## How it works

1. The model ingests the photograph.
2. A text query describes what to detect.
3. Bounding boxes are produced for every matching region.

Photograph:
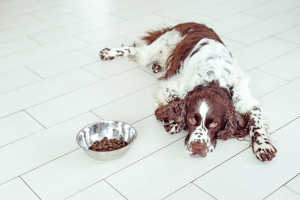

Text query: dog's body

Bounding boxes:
[99,22,277,161]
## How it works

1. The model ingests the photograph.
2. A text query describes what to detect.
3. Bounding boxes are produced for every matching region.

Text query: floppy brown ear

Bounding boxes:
[155,98,187,133]
[217,104,238,140]
[217,106,251,140]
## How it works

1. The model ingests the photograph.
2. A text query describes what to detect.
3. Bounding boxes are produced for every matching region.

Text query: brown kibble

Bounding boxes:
[89,137,128,152]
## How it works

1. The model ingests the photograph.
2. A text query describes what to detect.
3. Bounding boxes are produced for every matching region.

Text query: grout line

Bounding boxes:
[19,176,42,200]
[272,36,300,46]
[132,114,155,125]
[0,148,81,187]
[0,130,41,150]
[66,137,186,198]
[192,182,218,200]
[192,147,250,182]
[241,43,300,72]
[285,173,300,196]
[162,117,300,200]
[89,110,102,120]
[23,110,47,129]
[104,180,128,200]
[64,179,105,199]
[262,173,300,200]
[160,183,190,200]
[90,83,155,112]
[104,136,185,179]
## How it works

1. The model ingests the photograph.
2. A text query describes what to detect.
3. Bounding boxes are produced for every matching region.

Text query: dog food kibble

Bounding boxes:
[89,137,128,151]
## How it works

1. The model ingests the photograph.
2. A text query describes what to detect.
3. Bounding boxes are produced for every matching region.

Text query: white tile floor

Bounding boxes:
[0,0,299,199]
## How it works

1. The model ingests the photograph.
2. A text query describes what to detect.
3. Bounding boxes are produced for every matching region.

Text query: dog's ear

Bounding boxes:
[217,107,251,140]
[155,98,187,133]
[217,105,238,140]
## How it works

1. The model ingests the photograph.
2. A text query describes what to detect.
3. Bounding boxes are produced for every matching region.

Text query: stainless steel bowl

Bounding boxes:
[76,120,137,160]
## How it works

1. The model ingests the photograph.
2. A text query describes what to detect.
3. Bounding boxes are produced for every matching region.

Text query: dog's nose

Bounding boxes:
[191,142,208,157]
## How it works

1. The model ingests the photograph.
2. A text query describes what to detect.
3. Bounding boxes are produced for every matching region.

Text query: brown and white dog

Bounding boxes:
[99,22,277,161]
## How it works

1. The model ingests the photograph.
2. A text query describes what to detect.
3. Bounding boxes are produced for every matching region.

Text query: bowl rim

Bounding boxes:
[76,120,137,152]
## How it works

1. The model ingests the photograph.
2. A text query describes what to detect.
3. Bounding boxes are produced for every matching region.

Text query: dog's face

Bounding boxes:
[184,96,227,157]
[183,83,239,157]
[155,82,242,158]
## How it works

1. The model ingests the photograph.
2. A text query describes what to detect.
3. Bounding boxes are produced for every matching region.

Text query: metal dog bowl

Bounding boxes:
[76,120,137,161]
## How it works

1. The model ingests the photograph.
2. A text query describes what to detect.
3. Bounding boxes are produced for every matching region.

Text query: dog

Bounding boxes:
[99,22,277,161]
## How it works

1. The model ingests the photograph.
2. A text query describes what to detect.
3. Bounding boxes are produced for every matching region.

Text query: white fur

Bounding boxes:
[156,37,259,112]
[135,30,183,70]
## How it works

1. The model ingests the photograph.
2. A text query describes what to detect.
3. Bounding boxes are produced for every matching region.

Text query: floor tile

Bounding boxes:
[0,178,39,200]
[93,85,157,124]
[225,13,300,45]
[0,67,41,94]
[0,38,88,74]
[0,113,98,184]
[0,69,98,118]
[209,13,260,35]
[258,48,300,81]
[0,111,43,148]
[67,181,125,200]
[22,116,184,200]
[243,0,300,19]
[248,69,288,98]
[234,37,297,70]
[77,14,178,44]
[260,79,300,131]
[27,69,154,127]
[277,25,300,45]
[82,59,138,79]
[0,38,39,57]
[194,119,300,200]
[165,184,215,200]
[28,51,96,78]
[266,187,300,200]
[286,175,300,195]
[106,139,248,200]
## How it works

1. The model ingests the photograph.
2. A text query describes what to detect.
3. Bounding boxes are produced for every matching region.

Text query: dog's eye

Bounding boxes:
[207,121,218,129]
[188,113,201,125]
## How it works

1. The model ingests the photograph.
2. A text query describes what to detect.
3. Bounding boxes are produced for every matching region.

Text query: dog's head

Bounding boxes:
[155,82,248,157]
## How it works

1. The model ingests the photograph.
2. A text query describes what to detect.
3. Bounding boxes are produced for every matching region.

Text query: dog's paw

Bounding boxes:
[163,120,181,134]
[252,136,277,161]
[99,48,116,61]
[152,63,162,73]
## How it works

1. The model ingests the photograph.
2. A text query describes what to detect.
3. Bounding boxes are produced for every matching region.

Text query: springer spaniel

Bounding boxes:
[99,22,277,161]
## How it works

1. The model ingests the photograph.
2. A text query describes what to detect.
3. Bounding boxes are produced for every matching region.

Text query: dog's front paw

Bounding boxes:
[252,135,277,161]
[99,48,115,61]
[163,120,181,134]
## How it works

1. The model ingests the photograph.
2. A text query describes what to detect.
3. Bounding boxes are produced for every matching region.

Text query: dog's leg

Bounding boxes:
[232,82,277,162]
[99,46,137,61]
[99,29,183,74]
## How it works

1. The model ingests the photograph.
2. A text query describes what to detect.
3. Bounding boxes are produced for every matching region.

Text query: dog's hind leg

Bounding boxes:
[99,29,183,74]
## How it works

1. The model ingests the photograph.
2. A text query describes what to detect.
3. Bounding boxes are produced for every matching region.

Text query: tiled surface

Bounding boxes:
[286,175,300,195]
[0,178,39,200]
[194,119,300,200]
[0,0,300,199]
[165,184,216,200]
[67,181,125,200]
[266,187,300,200]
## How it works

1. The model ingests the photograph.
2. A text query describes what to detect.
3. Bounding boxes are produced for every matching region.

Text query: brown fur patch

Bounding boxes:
[141,22,224,79]
[141,27,172,45]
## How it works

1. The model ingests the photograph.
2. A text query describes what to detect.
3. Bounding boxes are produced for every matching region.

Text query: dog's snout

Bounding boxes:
[191,142,208,157]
